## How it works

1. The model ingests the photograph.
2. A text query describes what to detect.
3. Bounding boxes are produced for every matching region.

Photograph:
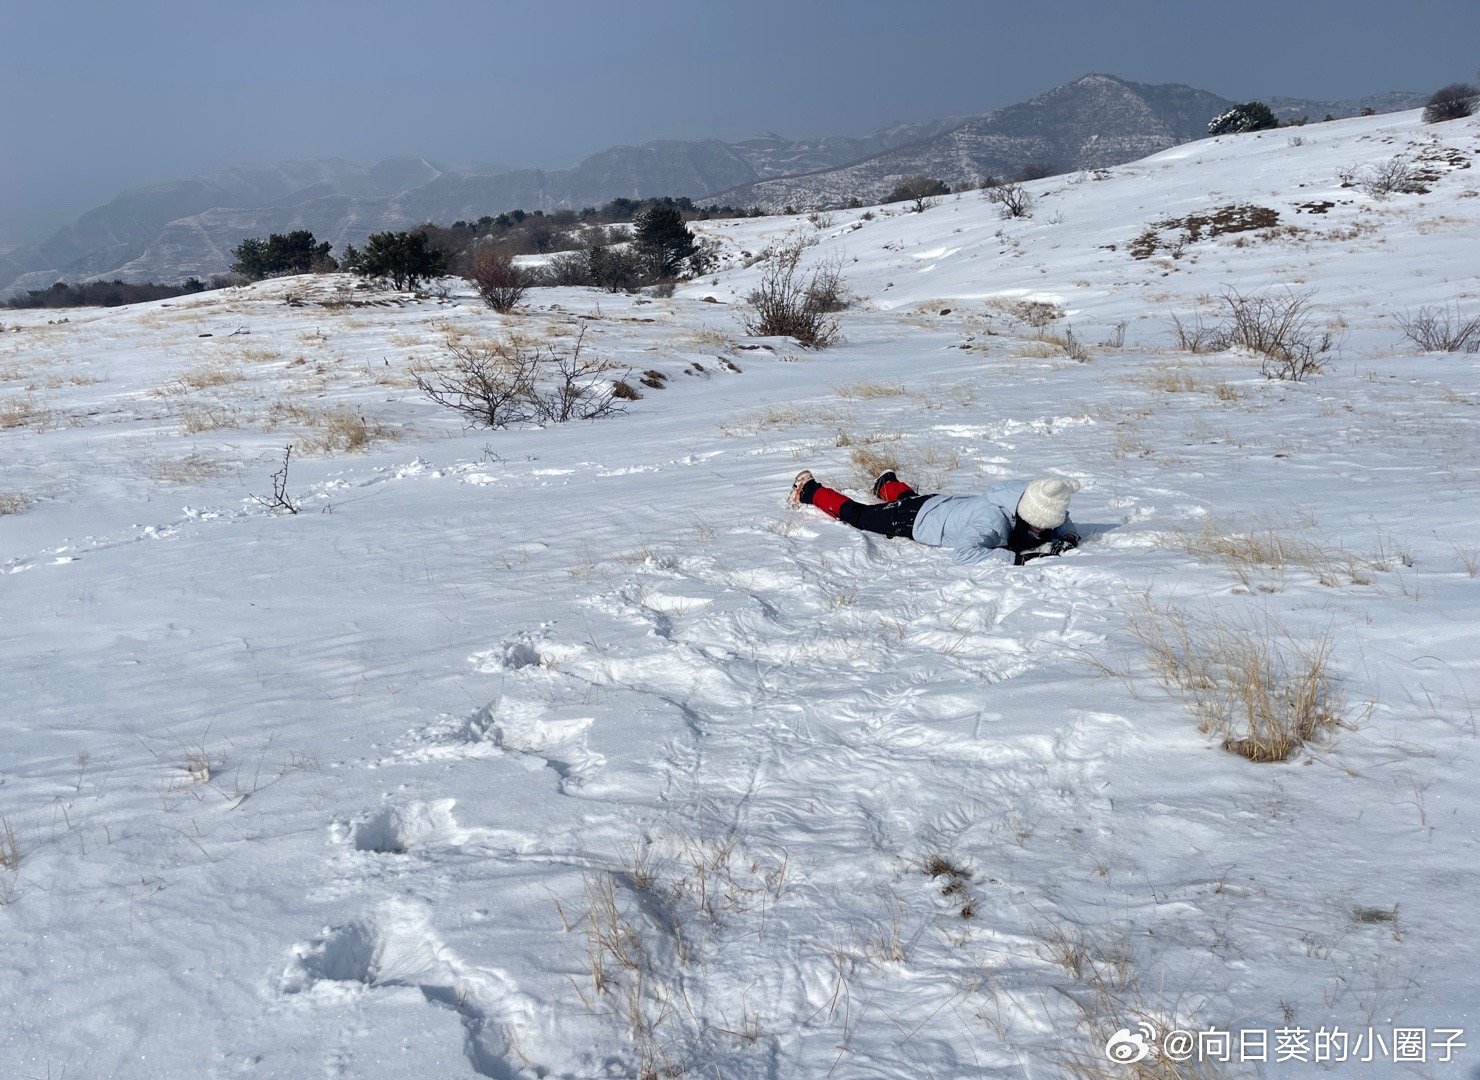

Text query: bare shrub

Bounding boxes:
[465,248,527,313]
[1129,603,1341,762]
[0,492,31,515]
[1055,327,1092,362]
[1170,314,1231,354]
[251,446,299,514]
[885,175,949,212]
[742,238,844,347]
[415,327,627,428]
[1220,288,1336,379]
[537,250,594,288]
[1100,320,1128,348]
[1356,157,1425,198]
[1422,82,1478,123]
[985,181,1034,218]
[1395,305,1480,353]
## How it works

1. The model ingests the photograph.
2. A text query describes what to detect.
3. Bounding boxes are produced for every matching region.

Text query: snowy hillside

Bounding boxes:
[2,110,1478,1079]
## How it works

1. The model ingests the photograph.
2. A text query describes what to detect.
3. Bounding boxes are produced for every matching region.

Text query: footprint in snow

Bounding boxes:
[330,799,461,855]
[280,900,538,1080]
[465,697,605,792]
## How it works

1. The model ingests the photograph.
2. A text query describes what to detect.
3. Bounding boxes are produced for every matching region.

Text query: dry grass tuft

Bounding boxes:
[1175,516,1391,589]
[833,379,907,400]
[270,402,393,453]
[0,396,43,429]
[1129,602,1341,762]
[0,492,32,515]
[153,453,229,485]
[178,363,243,391]
[178,406,241,434]
[1144,369,1199,394]
[985,297,1065,330]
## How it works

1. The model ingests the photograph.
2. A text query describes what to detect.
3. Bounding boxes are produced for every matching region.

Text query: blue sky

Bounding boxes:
[2,0,1477,241]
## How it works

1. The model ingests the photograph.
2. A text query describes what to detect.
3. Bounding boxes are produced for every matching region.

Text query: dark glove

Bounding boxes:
[1016,537,1076,565]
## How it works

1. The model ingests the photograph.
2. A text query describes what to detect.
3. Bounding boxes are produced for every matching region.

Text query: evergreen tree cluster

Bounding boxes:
[1208,101,1280,135]
[230,230,337,280]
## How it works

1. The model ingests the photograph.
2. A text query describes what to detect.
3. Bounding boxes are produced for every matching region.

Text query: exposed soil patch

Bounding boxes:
[1130,204,1281,260]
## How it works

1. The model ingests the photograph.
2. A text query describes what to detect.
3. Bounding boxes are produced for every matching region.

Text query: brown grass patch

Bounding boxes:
[270,402,393,453]
[153,453,229,484]
[1175,515,1393,588]
[178,406,241,434]
[833,379,907,400]
[0,396,43,429]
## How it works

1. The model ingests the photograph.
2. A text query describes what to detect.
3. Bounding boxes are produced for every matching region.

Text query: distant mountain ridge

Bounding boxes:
[715,76,1427,211]
[0,77,1425,295]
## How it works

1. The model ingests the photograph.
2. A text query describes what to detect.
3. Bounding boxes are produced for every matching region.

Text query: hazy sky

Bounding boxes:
[2,0,1477,242]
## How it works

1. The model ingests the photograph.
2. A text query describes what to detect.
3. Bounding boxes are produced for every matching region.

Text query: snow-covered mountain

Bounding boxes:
[0,76,1426,296]
[715,75,1427,210]
[2,107,1477,1079]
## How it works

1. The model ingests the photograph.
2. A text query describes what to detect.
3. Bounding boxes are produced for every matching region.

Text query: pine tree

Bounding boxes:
[633,205,698,280]
[354,231,448,291]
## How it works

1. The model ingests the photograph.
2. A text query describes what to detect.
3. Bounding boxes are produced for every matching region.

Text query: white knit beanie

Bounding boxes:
[1016,476,1080,529]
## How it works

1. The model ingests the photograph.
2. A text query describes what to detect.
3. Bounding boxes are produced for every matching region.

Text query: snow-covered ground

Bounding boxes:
[2,110,1477,1079]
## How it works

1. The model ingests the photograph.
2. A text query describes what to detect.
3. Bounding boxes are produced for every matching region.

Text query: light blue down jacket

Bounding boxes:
[911,480,1076,565]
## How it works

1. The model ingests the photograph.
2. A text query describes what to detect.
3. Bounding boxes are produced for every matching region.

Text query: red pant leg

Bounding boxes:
[809,485,849,519]
[878,480,915,502]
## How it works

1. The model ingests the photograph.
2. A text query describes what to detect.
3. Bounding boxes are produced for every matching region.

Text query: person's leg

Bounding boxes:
[837,493,931,539]
[793,473,928,540]
[877,478,915,502]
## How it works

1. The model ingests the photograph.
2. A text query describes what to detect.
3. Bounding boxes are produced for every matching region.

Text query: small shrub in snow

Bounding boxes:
[742,238,845,347]
[1221,287,1336,380]
[1396,305,1480,352]
[465,248,527,313]
[251,446,299,515]
[415,328,627,428]
[985,180,1034,219]
[1422,82,1478,123]
[1356,157,1425,198]
[1208,100,1279,135]
[587,245,645,293]
[885,175,949,212]
[1171,289,1335,380]
[536,250,594,288]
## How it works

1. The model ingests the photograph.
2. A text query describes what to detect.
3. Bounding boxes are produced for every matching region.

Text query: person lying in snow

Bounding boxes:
[789,470,1081,565]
